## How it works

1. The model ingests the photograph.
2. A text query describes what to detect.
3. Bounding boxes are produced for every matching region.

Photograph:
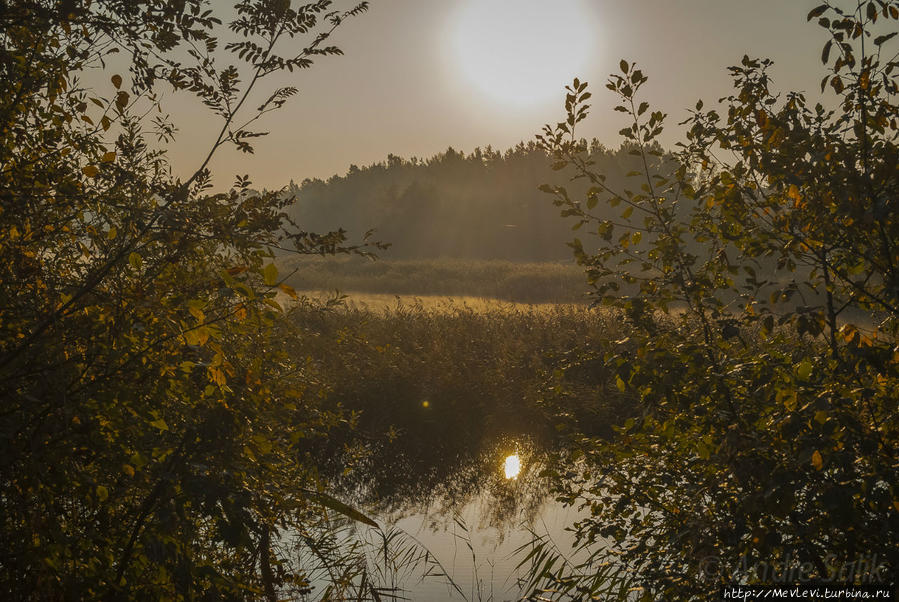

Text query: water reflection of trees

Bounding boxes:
[327,429,556,530]
[289,299,636,528]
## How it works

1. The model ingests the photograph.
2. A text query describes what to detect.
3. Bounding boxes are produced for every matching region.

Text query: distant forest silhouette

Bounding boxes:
[284,141,667,261]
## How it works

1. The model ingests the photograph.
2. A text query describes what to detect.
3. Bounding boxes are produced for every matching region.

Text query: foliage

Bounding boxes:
[535,1,899,598]
[0,1,387,599]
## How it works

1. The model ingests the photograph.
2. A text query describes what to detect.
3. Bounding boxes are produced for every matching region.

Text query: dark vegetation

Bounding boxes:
[526,2,899,599]
[0,1,396,600]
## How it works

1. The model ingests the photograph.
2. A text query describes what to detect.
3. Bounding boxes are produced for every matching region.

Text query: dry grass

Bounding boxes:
[295,290,588,313]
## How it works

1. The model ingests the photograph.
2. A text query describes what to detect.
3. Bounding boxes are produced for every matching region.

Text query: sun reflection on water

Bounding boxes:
[503,454,521,479]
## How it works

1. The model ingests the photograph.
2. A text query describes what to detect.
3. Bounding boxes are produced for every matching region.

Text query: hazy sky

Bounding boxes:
[163,1,833,189]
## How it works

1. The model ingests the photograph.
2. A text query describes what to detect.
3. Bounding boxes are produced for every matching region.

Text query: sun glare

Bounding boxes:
[504,454,521,479]
[449,0,596,108]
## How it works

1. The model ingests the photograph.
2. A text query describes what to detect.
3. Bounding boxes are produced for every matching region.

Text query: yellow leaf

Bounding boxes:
[194,326,210,346]
[811,450,823,470]
[100,151,116,163]
[279,283,298,299]
[82,165,99,178]
[615,375,626,392]
[122,464,135,477]
[209,367,226,386]
[107,227,117,240]
[234,304,247,321]
[96,485,109,501]
[184,327,209,346]
[188,305,205,322]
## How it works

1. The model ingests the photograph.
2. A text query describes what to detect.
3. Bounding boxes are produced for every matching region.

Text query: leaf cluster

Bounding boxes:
[0,1,380,600]
[535,2,899,598]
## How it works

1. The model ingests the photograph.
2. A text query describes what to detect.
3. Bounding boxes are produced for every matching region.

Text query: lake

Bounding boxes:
[284,293,624,600]
[300,441,598,601]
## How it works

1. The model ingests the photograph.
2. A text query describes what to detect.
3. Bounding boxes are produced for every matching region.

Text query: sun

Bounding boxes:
[504,454,521,479]
[449,0,597,108]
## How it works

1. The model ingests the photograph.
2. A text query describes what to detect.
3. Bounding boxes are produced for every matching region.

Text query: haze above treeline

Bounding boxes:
[164,2,826,189]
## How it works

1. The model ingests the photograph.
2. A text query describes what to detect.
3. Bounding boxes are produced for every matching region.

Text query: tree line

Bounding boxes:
[284,141,670,262]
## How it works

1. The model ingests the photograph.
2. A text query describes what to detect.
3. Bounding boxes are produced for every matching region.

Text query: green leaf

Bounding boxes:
[263,263,278,286]
[796,359,813,380]
[96,485,109,501]
[128,252,142,269]
[149,418,169,432]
